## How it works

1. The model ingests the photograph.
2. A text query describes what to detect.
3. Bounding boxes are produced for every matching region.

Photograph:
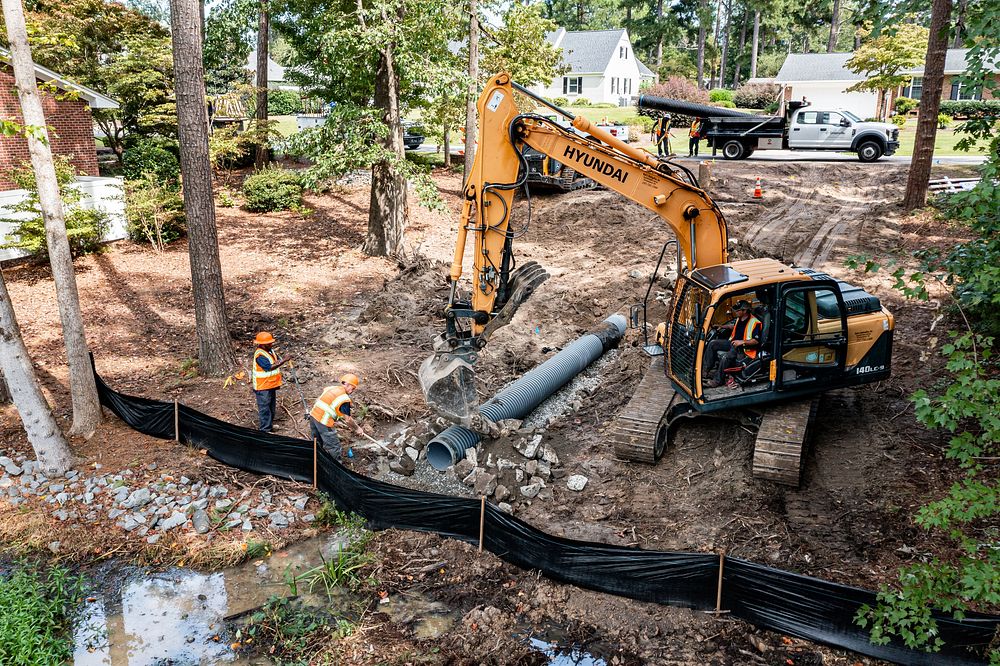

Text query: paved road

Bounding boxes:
[412,142,987,166]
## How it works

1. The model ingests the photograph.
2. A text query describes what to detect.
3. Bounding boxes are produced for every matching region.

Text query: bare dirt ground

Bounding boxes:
[0,158,982,663]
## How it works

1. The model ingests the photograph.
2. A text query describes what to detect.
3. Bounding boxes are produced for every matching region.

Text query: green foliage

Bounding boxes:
[633,115,655,132]
[0,563,86,665]
[480,2,565,87]
[552,97,569,107]
[285,105,445,213]
[0,159,108,259]
[715,100,736,109]
[639,77,709,129]
[124,173,186,251]
[573,98,592,106]
[938,100,1000,119]
[733,83,781,111]
[242,167,304,212]
[121,141,180,185]
[937,114,954,129]
[708,88,733,103]
[203,0,256,94]
[891,115,907,128]
[895,96,919,115]
[846,22,928,119]
[764,101,780,115]
[754,53,788,79]
[268,90,303,116]
[656,47,697,80]
[234,596,339,663]
[209,119,283,183]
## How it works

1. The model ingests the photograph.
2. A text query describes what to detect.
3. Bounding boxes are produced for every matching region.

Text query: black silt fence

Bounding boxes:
[94,368,999,665]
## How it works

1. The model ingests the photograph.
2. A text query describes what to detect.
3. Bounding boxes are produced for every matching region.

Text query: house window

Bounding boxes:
[611,77,617,94]
[902,76,923,100]
[950,81,982,101]
[563,77,583,95]
[626,78,631,94]
[620,46,628,59]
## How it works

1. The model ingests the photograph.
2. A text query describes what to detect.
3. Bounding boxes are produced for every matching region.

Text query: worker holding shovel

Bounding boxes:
[252,331,293,433]
[308,374,364,461]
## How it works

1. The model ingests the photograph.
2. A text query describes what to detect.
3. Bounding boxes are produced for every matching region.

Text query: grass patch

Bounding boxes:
[0,563,85,665]
[233,596,352,663]
[271,115,299,138]
[893,122,990,157]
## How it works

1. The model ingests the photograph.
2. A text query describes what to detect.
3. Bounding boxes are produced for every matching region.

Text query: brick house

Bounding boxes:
[0,49,118,191]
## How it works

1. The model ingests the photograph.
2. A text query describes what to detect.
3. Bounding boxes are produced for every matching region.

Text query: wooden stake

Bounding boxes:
[478,495,486,553]
[174,399,179,443]
[715,550,725,614]
[313,438,318,490]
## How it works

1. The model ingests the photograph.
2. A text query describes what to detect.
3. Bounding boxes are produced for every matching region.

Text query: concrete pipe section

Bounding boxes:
[426,314,627,470]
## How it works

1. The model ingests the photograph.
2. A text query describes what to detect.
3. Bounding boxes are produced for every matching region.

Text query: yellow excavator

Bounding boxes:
[419,73,895,486]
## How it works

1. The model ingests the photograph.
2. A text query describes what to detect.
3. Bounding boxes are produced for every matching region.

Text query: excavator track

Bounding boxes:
[611,356,677,463]
[752,398,818,487]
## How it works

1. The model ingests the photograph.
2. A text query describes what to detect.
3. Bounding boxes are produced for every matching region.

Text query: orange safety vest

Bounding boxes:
[311,386,352,427]
[730,315,762,360]
[252,349,282,390]
[689,120,701,138]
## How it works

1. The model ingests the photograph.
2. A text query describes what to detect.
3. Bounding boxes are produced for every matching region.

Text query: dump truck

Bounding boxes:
[638,96,900,162]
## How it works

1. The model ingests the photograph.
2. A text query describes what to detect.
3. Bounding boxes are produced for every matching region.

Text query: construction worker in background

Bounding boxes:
[252,332,292,432]
[651,114,672,157]
[309,374,364,461]
[688,118,702,157]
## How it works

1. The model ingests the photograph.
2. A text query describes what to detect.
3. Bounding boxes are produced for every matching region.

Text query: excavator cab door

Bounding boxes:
[775,280,848,391]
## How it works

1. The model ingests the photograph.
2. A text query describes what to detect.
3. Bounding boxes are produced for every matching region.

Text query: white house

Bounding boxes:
[245,51,298,91]
[776,49,998,119]
[530,28,657,106]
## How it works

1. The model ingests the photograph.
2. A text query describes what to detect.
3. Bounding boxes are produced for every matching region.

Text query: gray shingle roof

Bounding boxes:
[0,47,119,109]
[550,28,626,74]
[637,59,655,77]
[776,48,998,83]
[246,50,286,82]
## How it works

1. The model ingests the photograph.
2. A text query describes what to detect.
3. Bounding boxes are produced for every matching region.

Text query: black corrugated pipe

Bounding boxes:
[426,315,627,470]
[637,95,759,119]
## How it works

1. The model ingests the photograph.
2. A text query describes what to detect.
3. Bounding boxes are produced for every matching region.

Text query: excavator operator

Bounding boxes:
[704,300,762,388]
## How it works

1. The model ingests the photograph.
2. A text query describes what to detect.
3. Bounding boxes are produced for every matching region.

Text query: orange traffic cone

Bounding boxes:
[753,177,763,199]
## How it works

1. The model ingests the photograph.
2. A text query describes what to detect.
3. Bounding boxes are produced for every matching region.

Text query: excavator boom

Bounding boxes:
[420,73,730,421]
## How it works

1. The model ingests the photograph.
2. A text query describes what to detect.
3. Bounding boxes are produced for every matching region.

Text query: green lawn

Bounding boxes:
[271,114,299,137]
[892,122,989,157]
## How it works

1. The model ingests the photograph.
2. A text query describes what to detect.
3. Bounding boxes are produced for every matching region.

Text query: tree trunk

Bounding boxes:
[443,127,451,168]
[0,370,10,404]
[749,10,760,78]
[254,0,270,168]
[169,0,236,375]
[463,0,478,185]
[0,268,74,476]
[364,43,407,256]
[696,0,708,88]
[655,0,664,67]
[827,0,841,52]
[2,0,102,438]
[710,0,722,88]
[952,0,967,47]
[904,0,952,211]
[718,0,730,88]
[803,33,810,53]
[732,8,748,87]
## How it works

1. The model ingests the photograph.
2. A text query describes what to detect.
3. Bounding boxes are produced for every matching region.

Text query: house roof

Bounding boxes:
[548,28,653,75]
[0,48,119,109]
[246,50,286,82]
[637,59,655,78]
[776,48,998,83]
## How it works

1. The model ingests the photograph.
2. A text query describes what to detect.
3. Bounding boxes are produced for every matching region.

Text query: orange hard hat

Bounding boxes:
[255,331,275,345]
[340,373,360,387]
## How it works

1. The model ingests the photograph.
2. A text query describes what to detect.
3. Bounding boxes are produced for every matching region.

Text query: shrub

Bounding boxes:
[638,77,710,128]
[0,158,109,259]
[764,101,780,114]
[937,113,954,129]
[708,88,733,103]
[894,96,919,115]
[891,115,907,128]
[715,100,737,108]
[242,167,303,212]
[591,102,617,108]
[572,98,591,106]
[0,563,86,664]
[938,99,1000,119]
[632,115,655,132]
[268,89,302,116]
[125,173,186,251]
[552,97,569,107]
[122,140,180,186]
[733,83,782,110]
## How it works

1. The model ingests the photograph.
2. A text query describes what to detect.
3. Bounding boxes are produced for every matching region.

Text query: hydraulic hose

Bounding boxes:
[426,314,627,470]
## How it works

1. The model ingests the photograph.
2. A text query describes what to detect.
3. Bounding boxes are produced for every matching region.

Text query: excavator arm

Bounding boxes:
[420,73,730,421]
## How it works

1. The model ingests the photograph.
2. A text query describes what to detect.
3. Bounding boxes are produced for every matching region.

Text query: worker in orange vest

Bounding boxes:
[309,374,364,460]
[252,331,293,432]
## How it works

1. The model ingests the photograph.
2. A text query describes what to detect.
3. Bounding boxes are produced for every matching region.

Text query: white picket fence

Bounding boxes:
[0,176,126,263]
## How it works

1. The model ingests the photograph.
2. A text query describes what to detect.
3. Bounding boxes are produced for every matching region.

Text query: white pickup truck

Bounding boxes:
[638,97,901,162]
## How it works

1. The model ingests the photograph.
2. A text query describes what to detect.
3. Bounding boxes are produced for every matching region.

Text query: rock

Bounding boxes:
[473,471,497,497]
[528,476,546,488]
[193,498,209,510]
[465,447,478,466]
[66,470,78,479]
[493,485,511,502]
[209,485,228,499]
[302,513,315,523]
[389,457,416,476]
[214,499,233,511]
[520,483,541,499]
[292,497,308,510]
[180,476,190,485]
[242,520,253,531]
[83,492,94,504]
[538,487,554,501]
[540,446,560,465]
[146,534,161,545]
[47,541,61,554]
[192,509,211,534]
[404,446,420,462]
[514,434,542,460]
[122,488,151,509]
[535,462,551,481]
[49,483,65,493]
[525,460,538,477]
[119,516,142,531]
[497,458,515,472]
[1,460,22,476]
[0,477,13,489]
[109,508,125,520]
[550,467,568,480]
[147,462,157,470]
[461,467,479,487]
[269,512,289,528]
[159,511,187,532]
[225,519,242,529]
[453,458,476,479]
[498,502,513,514]
[251,507,270,518]
[55,492,69,504]
[567,474,588,491]
[515,468,525,483]
[53,509,70,521]
[629,269,644,279]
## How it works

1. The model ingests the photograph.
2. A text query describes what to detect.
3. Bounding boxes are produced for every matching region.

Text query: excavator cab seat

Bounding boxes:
[720,303,772,389]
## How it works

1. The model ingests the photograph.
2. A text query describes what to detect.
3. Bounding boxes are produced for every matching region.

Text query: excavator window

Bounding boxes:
[780,288,844,367]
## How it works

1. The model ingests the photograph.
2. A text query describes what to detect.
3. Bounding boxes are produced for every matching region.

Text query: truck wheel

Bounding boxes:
[857,140,883,162]
[722,140,747,160]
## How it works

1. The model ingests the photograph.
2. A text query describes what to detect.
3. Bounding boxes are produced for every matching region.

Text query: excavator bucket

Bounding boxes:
[419,351,478,422]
